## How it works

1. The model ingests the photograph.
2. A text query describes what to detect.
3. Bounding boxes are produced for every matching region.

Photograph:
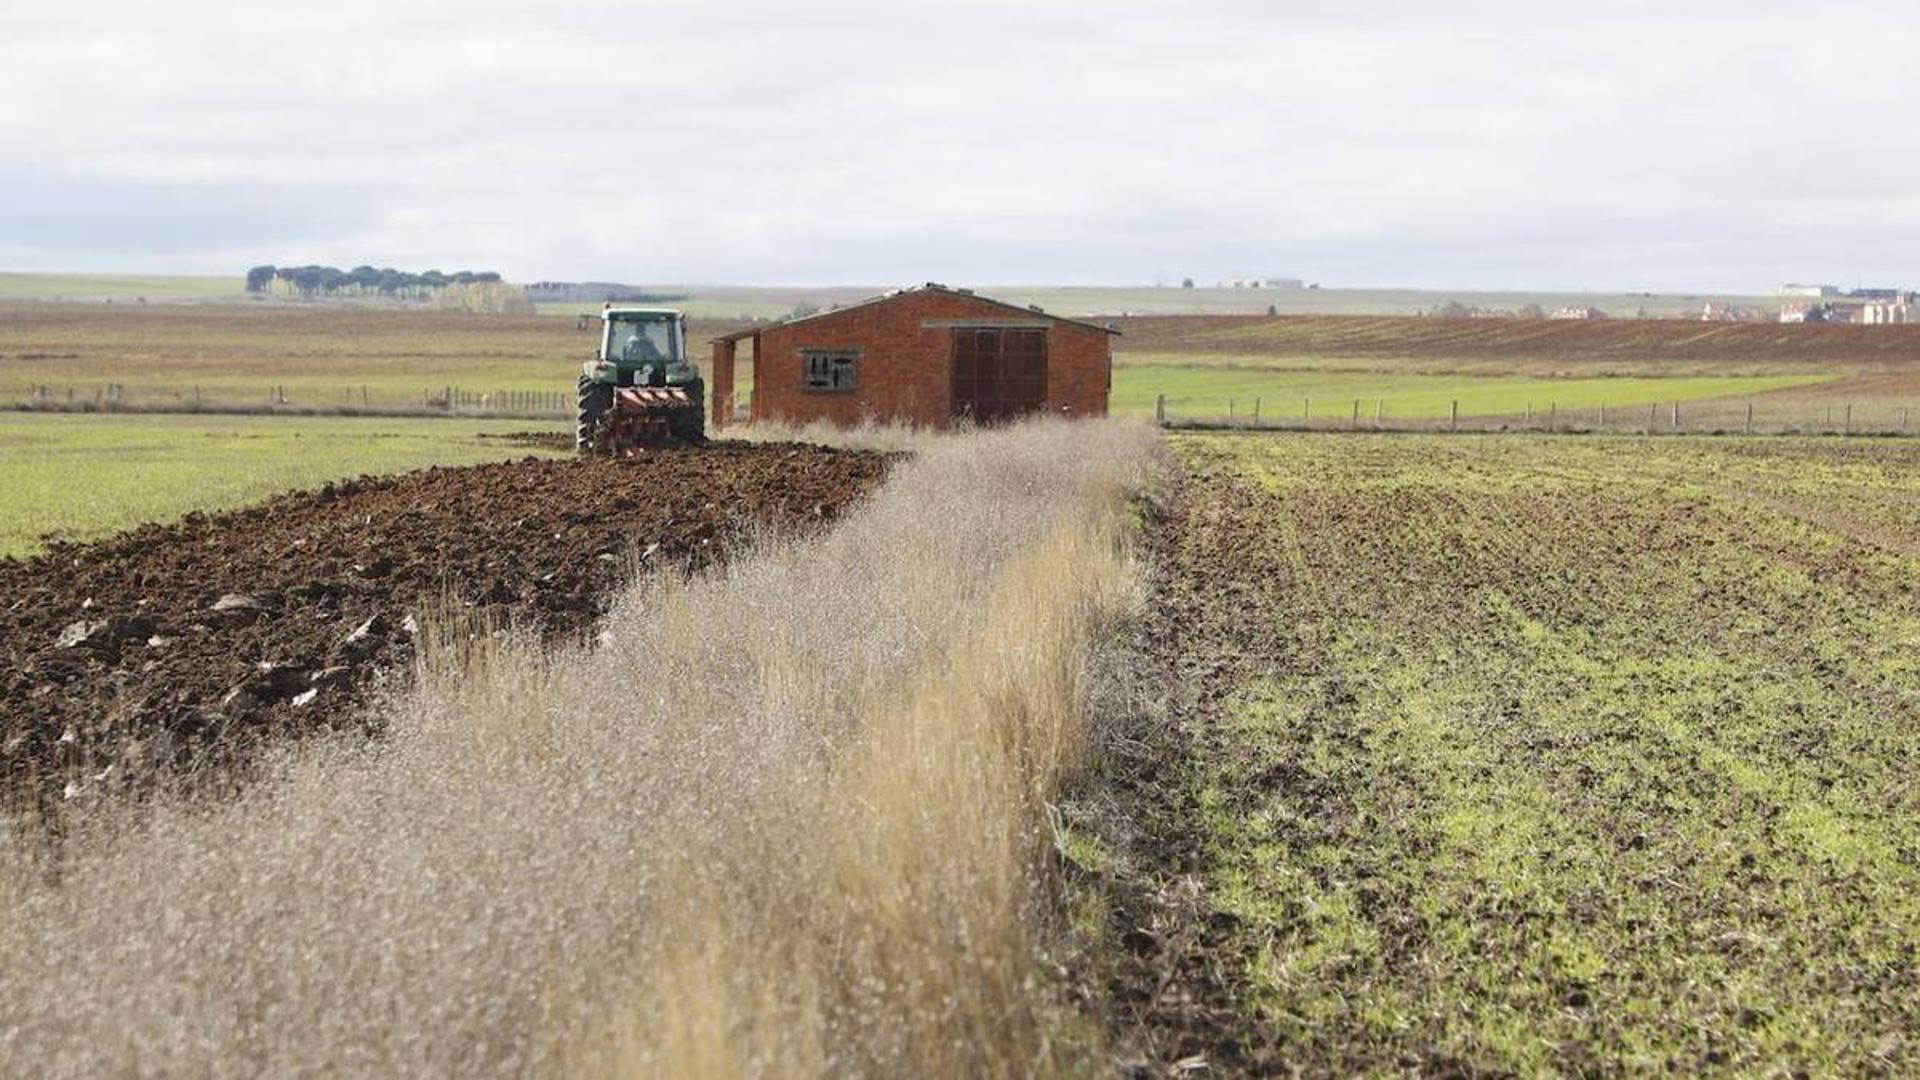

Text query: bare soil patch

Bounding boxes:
[0,442,891,817]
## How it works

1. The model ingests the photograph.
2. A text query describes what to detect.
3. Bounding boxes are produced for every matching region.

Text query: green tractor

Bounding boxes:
[576,306,706,453]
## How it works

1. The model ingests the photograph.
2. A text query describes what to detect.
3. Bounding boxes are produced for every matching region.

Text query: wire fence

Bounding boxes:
[1153,394,1920,437]
[10,384,575,418]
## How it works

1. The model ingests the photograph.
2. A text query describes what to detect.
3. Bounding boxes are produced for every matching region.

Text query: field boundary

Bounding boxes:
[1161,417,1920,438]
[1156,391,1919,437]
[6,400,568,421]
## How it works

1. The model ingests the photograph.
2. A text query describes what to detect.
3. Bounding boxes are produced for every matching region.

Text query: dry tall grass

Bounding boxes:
[724,415,953,455]
[0,418,1158,1078]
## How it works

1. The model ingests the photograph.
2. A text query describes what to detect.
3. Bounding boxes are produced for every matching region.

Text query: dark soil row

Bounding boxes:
[0,442,892,819]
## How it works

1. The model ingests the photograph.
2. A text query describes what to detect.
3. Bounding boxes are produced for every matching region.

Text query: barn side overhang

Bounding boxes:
[706,330,758,429]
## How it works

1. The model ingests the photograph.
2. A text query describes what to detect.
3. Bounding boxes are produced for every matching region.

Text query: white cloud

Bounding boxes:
[1,0,1915,289]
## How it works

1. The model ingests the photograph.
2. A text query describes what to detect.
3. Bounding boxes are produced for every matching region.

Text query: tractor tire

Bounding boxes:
[576,376,614,453]
[672,376,710,443]
[673,377,708,444]
[670,407,706,445]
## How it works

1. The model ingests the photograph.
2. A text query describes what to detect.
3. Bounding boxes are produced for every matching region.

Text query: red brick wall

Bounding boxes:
[1047,322,1113,420]
[746,289,1111,428]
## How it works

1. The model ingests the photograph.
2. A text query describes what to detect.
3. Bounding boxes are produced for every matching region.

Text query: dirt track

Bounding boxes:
[0,442,891,817]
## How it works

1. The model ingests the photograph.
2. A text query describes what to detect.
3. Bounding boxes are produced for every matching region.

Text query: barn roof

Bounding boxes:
[709,284,1122,343]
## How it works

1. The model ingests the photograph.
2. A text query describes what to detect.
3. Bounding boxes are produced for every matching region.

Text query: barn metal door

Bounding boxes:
[951,328,1047,423]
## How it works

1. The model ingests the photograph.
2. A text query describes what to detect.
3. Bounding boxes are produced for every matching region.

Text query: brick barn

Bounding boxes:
[707,284,1116,429]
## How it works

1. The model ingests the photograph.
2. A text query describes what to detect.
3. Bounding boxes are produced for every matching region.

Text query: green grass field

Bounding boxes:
[0,413,567,557]
[1079,432,1920,1074]
[1113,365,1832,420]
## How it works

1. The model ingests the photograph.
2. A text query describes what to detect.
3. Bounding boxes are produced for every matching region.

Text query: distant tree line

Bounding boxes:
[245,264,505,298]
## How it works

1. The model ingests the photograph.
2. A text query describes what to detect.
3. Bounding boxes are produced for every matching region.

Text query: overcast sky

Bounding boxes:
[2,1,1915,291]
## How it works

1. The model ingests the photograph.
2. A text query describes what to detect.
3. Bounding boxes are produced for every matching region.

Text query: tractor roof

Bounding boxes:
[603,307,682,319]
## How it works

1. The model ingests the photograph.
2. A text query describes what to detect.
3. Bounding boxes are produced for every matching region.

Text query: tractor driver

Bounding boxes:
[621,326,665,364]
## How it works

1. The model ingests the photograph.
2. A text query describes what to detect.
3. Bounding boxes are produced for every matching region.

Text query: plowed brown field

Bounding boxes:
[0,443,891,818]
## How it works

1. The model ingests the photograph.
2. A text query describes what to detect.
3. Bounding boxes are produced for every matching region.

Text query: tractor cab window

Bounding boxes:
[611,319,677,364]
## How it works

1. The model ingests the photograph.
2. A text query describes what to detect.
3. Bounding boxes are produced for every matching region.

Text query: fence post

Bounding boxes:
[1303,396,1311,423]
[1155,393,1165,425]
[1905,408,1912,434]
[1549,402,1557,431]
[1253,396,1261,424]
[1745,401,1753,435]
[1526,401,1533,425]
[1450,400,1459,432]
[1352,399,1360,428]
[1648,404,1657,433]
[1375,399,1384,423]
[1846,403,1853,435]
[1671,401,1679,429]
[1229,396,1236,422]
[1599,402,1606,429]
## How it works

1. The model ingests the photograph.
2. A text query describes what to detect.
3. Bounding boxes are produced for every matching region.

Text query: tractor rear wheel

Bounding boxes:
[670,404,706,444]
[576,376,614,452]
[672,377,707,444]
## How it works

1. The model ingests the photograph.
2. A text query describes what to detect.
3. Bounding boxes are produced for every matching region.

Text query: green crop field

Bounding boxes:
[1073,432,1920,1075]
[1111,364,1830,421]
[0,413,567,557]
[1110,315,1920,431]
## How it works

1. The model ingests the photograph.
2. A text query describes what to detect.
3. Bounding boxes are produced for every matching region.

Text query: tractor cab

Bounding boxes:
[587,307,697,389]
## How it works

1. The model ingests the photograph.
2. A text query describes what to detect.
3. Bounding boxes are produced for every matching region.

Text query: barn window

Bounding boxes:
[802,348,858,392]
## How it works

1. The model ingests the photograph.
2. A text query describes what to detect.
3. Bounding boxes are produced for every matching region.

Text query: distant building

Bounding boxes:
[1783,302,1870,324]
[1549,306,1608,320]
[1863,298,1919,324]
[1217,277,1305,290]
[1781,283,1839,298]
